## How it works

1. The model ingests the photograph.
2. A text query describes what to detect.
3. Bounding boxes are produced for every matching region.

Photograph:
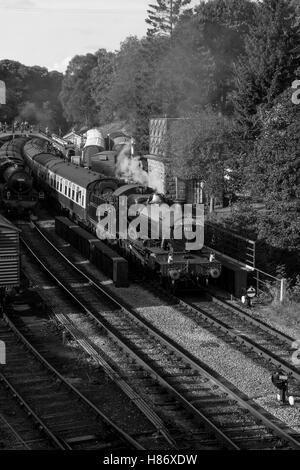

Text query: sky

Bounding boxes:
[0,0,199,73]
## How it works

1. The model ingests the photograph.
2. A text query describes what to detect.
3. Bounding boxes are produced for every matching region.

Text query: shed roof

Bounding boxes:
[63,131,82,139]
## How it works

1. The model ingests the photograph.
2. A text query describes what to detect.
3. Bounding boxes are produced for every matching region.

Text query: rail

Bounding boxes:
[3,311,144,451]
[20,222,300,450]
[21,228,238,449]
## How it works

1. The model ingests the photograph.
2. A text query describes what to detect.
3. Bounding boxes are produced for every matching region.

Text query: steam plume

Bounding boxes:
[116,142,149,186]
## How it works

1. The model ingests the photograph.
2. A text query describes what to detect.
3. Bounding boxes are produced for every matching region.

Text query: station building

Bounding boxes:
[63,130,84,150]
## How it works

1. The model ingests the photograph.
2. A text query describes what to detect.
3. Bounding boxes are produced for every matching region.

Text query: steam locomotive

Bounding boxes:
[0,137,39,215]
[109,184,222,290]
[23,137,222,290]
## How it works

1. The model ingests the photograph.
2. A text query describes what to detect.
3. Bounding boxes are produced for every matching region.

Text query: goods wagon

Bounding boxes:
[55,216,128,287]
[90,241,128,288]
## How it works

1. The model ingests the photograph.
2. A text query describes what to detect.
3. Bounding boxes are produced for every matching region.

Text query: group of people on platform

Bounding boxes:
[0,122,64,140]
[0,120,35,133]
[0,121,51,134]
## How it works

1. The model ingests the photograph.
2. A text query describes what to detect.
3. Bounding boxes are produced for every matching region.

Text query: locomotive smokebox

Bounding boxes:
[5,169,32,194]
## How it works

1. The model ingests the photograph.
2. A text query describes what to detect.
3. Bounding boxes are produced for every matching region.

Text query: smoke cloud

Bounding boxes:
[17,101,53,128]
[116,142,149,186]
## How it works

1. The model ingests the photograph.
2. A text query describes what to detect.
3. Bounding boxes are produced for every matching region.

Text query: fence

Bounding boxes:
[204,221,256,269]
[252,268,286,303]
[204,221,286,301]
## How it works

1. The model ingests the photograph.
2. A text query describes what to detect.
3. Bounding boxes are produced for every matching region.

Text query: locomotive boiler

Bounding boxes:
[0,138,39,215]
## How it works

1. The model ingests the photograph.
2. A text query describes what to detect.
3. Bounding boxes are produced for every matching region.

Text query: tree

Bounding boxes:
[105,37,142,123]
[146,0,191,37]
[107,36,166,153]
[0,60,66,131]
[232,0,300,136]
[60,53,97,128]
[90,49,116,125]
[251,89,300,250]
[193,0,257,113]
[153,18,215,115]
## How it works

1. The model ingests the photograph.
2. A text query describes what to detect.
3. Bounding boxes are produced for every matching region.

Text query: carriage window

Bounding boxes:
[60,181,62,192]
[65,185,67,195]
[72,189,75,200]
[68,187,71,197]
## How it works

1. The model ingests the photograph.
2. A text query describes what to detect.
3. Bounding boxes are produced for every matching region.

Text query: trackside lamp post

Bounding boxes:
[271,368,295,405]
[246,286,256,307]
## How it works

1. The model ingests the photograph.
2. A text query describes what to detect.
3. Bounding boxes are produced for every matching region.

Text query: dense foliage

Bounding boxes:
[0,60,67,131]
[232,0,300,137]
[253,90,300,250]
[58,0,258,129]
[59,53,98,130]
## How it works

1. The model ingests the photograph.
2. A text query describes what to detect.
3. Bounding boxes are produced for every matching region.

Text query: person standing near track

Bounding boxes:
[271,367,289,404]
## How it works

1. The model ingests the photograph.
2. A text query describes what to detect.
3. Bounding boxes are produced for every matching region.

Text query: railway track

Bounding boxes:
[19,225,226,450]
[0,314,144,450]
[0,413,30,450]
[144,282,300,386]
[179,294,300,381]
[10,303,176,450]
[16,221,300,450]
[0,388,38,450]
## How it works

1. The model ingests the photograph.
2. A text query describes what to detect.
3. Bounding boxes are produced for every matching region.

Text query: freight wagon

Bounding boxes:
[55,216,128,287]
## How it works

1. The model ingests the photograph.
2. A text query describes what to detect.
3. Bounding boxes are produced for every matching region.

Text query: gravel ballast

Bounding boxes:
[39,222,300,434]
